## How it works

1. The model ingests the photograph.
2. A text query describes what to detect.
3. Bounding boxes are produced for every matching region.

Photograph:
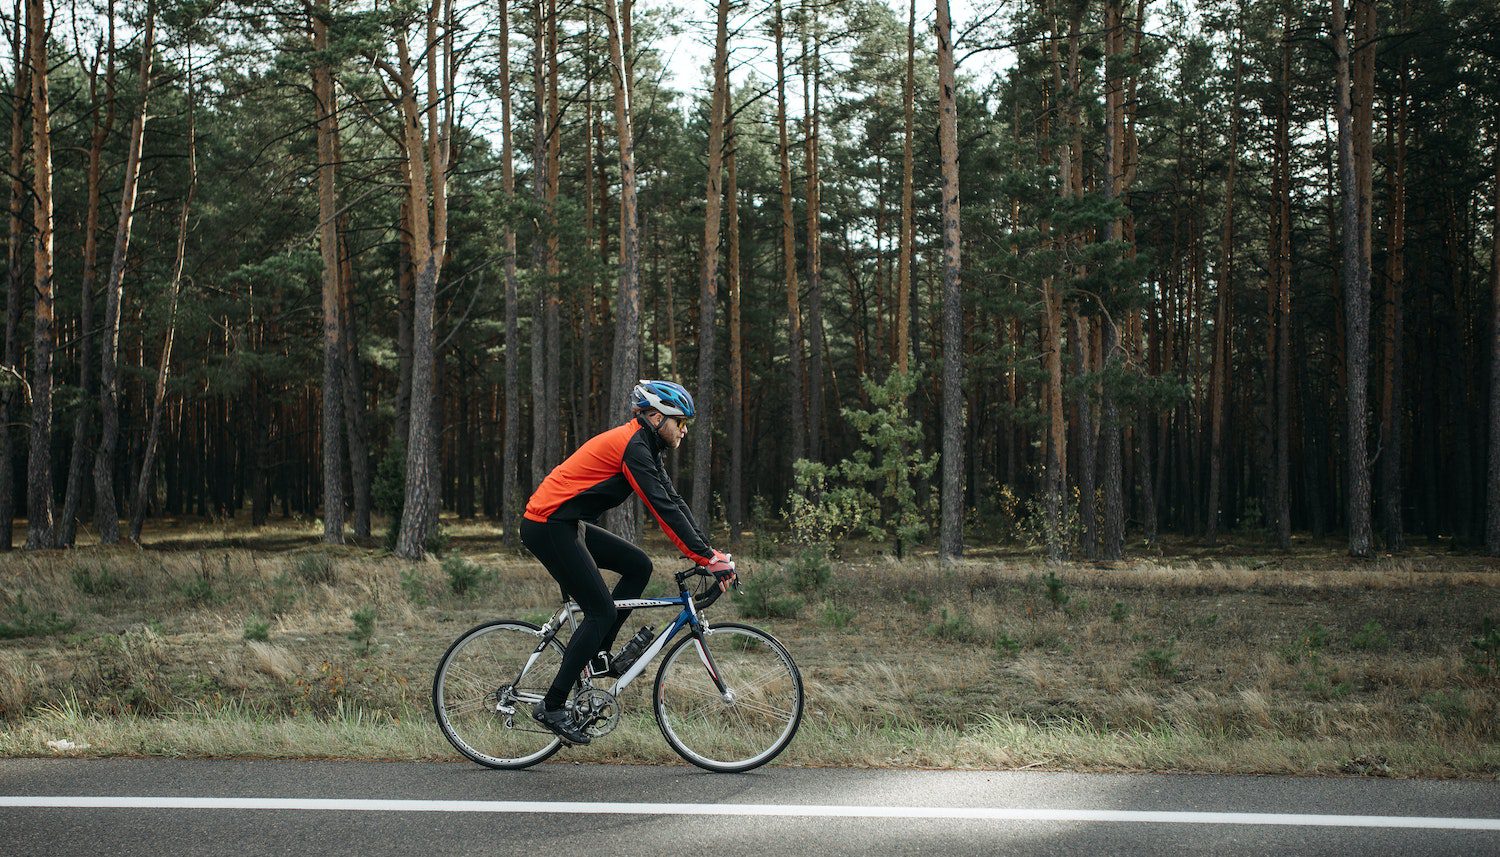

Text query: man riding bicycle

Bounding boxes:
[520,380,736,745]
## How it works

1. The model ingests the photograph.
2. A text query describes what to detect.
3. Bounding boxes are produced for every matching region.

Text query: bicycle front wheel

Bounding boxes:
[653,621,804,772]
[432,620,566,769]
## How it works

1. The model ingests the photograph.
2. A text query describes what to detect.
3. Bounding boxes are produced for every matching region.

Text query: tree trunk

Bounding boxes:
[593,56,610,435]
[544,0,562,468]
[725,102,743,542]
[1487,121,1500,553]
[129,57,196,543]
[1041,8,1068,562]
[1381,16,1408,551]
[338,219,372,538]
[1043,283,1066,561]
[314,7,345,544]
[1100,316,1124,560]
[1333,0,1373,556]
[1274,17,1292,550]
[59,17,115,547]
[1097,0,1128,560]
[395,196,414,444]
[802,3,825,463]
[691,0,730,529]
[251,399,267,524]
[581,21,597,441]
[936,0,963,560]
[603,0,641,541]
[897,0,915,375]
[95,1,154,545]
[529,0,548,488]
[0,0,27,550]
[388,1,450,558]
[1072,313,1097,557]
[1207,20,1241,545]
[1264,8,1292,550]
[24,0,55,549]
[774,0,806,466]
[500,0,521,544]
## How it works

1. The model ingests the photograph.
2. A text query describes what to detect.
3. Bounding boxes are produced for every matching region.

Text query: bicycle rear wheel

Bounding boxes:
[432,620,566,769]
[653,621,803,773]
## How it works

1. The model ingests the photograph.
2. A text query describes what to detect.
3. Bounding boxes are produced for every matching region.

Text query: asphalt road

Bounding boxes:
[1,758,1497,856]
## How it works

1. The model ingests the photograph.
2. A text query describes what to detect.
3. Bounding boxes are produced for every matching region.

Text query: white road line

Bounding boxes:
[1,797,1497,831]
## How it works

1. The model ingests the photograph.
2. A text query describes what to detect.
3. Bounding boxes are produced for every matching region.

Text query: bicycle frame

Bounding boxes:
[512,569,727,703]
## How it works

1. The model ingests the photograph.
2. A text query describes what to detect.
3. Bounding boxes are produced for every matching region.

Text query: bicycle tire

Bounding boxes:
[652,621,804,773]
[432,619,568,769]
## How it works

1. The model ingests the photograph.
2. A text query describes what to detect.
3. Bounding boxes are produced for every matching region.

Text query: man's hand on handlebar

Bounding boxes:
[707,549,737,592]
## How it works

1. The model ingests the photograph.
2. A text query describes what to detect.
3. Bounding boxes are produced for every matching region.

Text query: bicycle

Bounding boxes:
[432,566,804,773]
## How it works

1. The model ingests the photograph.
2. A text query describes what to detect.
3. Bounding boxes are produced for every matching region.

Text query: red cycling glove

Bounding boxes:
[706,549,736,591]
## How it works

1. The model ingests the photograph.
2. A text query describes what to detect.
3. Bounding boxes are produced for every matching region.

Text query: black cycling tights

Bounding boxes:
[520,518,653,708]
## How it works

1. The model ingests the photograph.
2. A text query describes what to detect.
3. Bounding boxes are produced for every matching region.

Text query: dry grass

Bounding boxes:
[0,517,1497,776]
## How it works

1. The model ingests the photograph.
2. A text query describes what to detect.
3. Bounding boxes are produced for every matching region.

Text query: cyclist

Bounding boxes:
[520,380,736,745]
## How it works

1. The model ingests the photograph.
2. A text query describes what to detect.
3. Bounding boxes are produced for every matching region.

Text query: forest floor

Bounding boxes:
[0,516,1496,777]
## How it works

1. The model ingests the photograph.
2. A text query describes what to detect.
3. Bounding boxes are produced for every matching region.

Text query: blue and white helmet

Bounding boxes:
[631,380,696,418]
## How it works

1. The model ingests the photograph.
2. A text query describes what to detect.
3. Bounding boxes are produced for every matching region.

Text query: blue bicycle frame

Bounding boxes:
[523,567,727,699]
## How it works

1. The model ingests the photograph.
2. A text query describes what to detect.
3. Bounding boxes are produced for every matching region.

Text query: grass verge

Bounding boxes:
[1,518,1496,777]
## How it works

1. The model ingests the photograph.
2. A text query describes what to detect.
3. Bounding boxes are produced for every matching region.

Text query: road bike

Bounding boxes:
[432,567,804,773]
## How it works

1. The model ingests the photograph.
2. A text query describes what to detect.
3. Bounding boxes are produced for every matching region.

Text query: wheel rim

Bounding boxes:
[434,622,563,767]
[655,625,803,770]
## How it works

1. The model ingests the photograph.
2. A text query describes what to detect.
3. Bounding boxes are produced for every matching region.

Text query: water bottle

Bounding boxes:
[616,625,654,671]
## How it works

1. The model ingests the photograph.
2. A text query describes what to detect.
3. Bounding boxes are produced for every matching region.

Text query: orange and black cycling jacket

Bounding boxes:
[524,416,713,565]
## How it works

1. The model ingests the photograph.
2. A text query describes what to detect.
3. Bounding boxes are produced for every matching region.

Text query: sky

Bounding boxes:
[637,0,992,104]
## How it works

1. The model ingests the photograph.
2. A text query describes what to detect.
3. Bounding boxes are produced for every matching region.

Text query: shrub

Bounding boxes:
[1350,620,1390,652]
[925,608,984,644]
[1469,617,1499,676]
[786,549,832,594]
[243,616,271,642]
[425,524,452,556]
[1135,645,1178,678]
[1014,486,1082,556]
[747,497,778,560]
[994,631,1021,658]
[1042,571,1070,610]
[293,554,337,586]
[400,567,429,605]
[268,572,300,616]
[904,591,933,614]
[349,606,377,653]
[0,600,76,640]
[832,370,941,553]
[1423,690,1472,725]
[72,565,126,597]
[93,626,172,714]
[1110,601,1129,623]
[735,572,803,619]
[819,601,854,630]
[375,441,456,555]
[373,441,406,517]
[783,460,873,548]
[442,554,495,597]
[1302,624,1329,651]
[175,574,219,605]
[780,373,940,556]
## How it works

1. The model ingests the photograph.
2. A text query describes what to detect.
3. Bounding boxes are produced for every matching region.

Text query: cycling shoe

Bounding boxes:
[532,701,591,745]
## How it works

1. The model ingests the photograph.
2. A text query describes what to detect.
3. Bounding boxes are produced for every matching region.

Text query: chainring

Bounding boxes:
[572,687,620,738]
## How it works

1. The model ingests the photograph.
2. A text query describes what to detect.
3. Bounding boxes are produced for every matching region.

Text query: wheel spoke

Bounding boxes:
[723,663,791,695]
[442,696,496,716]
